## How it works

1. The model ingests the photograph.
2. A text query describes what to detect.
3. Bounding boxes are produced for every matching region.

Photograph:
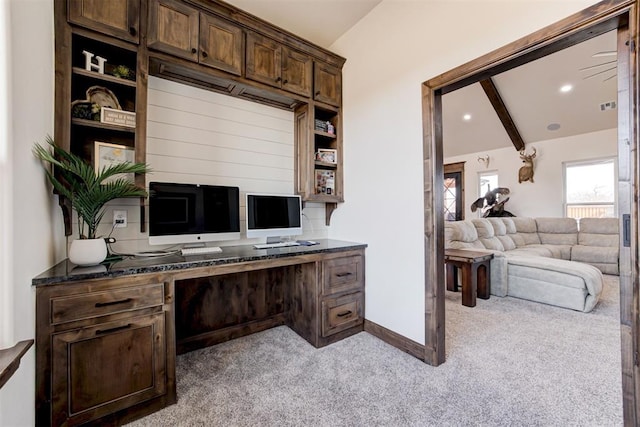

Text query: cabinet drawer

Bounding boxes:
[321,292,363,337]
[322,255,364,295]
[51,283,164,325]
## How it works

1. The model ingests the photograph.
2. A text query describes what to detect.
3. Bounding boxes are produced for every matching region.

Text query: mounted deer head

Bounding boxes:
[518,147,537,183]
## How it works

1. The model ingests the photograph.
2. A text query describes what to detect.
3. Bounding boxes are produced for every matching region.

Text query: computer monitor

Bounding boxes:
[245,193,302,243]
[148,182,240,245]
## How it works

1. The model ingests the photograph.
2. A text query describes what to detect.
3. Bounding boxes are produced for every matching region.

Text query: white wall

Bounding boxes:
[329,0,601,344]
[0,0,64,426]
[445,128,617,219]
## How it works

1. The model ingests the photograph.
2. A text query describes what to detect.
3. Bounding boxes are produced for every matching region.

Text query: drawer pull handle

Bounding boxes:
[336,272,353,278]
[337,310,353,318]
[96,324,132,335]
[95,298,133,308]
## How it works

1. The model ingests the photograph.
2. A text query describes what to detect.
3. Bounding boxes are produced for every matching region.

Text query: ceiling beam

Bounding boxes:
[479,78,525,151]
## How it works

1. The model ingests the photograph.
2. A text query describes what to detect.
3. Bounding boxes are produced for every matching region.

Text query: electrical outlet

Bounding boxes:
[113,210,127,228]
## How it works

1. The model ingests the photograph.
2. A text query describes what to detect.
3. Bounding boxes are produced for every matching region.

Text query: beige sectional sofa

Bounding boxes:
[445,217,619,312]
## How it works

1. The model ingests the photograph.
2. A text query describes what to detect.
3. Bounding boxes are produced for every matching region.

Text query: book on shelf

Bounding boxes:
[315,169,335,195]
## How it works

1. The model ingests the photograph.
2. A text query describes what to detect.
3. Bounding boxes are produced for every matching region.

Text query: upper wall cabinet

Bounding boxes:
[314,62,342,107]
[246,32,312,98]
[148,0,243,76]
[68,0,140,44]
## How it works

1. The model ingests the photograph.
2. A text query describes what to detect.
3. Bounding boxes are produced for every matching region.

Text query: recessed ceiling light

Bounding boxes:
[463,114,472,121]
[560,84,573,93]
[547,123,561,131]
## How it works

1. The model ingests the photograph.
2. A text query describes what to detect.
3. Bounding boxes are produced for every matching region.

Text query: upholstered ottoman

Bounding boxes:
[506,256,604,312]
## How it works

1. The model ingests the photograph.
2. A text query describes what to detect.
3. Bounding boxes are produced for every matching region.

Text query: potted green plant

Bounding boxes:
[33,136,150,266]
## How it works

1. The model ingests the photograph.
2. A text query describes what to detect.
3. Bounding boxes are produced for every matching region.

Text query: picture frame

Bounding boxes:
[94,141,135,183]
[315,169,335,195]
[316,148,338,164]
[100,106,136,128]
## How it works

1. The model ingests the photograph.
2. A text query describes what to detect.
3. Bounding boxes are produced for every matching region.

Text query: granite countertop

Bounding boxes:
[32,239,367,286]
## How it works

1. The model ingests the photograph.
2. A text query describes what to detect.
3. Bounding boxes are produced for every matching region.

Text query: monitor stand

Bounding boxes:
[183,243,206,249]
[266,236,283,244]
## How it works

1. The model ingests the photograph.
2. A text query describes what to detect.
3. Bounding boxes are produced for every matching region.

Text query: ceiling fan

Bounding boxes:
[581,50,617,82]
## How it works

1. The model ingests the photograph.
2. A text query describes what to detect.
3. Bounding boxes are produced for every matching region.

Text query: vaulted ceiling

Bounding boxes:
[443,30,618,158]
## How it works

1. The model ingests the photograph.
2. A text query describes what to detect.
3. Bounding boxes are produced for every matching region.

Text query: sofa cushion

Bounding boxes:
[505,247,554,257]
[572,245,618,264]
[535,217,578,246]
[506,256,603,312]
[511,217,540,246]
[578,218,619,247]
[487,218,516,250]
[445,221,486,250]
[472,219,505,251]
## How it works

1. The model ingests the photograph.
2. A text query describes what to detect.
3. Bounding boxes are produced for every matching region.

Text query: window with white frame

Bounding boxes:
[478,171,499,198]
[474,171,499,215]
[564,158,616,219]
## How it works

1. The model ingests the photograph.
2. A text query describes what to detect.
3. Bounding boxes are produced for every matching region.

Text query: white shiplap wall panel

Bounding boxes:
[68,76,328,254]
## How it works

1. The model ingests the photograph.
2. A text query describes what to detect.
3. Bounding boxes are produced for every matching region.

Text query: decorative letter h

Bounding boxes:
[82,50,107,74]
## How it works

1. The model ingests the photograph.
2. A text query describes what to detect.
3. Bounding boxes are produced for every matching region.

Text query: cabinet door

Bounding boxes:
[68,0,140,43]
[147,0,199,62]
[51,314,166,426]
[282,47,312,97]
[314,62,342,107]
[246,32,282,88]
[199,13,243,76]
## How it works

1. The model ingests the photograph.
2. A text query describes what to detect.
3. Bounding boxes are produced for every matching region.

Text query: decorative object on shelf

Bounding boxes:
[82,50,106,74]
[71,86,123,122]
[86,85,122,110]
[315,169,335,195]
[94,141,135,183]
[518,147,536,183]
[108,64,134,80]
[470,186,514,217]
[100,107,136,128]
[316,148,337,164]
[33,136,150,265]
[314,119,328,132]
[326,121,335,135]
[477,155,490,169]
[71,100,100,121]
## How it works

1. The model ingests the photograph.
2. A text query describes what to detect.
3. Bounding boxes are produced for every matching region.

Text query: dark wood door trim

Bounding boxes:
[422,0,638,424]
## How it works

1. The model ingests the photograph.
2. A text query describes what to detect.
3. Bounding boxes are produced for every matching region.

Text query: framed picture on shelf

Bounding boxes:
[315,148,337,164]
[315,169,335,195]
[94,141,135,183]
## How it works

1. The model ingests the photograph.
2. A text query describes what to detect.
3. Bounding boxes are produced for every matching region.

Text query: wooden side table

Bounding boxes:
[444,249,494,307]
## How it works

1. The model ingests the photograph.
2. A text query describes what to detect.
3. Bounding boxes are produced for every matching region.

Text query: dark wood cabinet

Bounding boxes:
[36,275,175,427]
[246,32,282,87]
[246,32,312,97]
[199,13,243,75]
[282,46,313,97]
[148,0,243,75]
[314,62,342,107]
[51,314,166,426]
[147,0,199,61]
[68,0,140,44]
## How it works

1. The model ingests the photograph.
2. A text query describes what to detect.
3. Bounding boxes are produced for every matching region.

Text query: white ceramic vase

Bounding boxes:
[69,238,107,266]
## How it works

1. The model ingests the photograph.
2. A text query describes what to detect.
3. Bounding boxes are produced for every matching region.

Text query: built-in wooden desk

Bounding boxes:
[33,239,366,426]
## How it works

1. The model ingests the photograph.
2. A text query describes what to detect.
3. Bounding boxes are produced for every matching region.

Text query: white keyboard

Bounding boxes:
[253,241,301,249]
[181,246,223,256]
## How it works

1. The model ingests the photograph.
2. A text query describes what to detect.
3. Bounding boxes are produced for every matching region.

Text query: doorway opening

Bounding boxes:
[422,2,638,424]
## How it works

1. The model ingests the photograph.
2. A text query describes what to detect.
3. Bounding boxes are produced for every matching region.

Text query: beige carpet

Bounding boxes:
[128,275,622,426]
